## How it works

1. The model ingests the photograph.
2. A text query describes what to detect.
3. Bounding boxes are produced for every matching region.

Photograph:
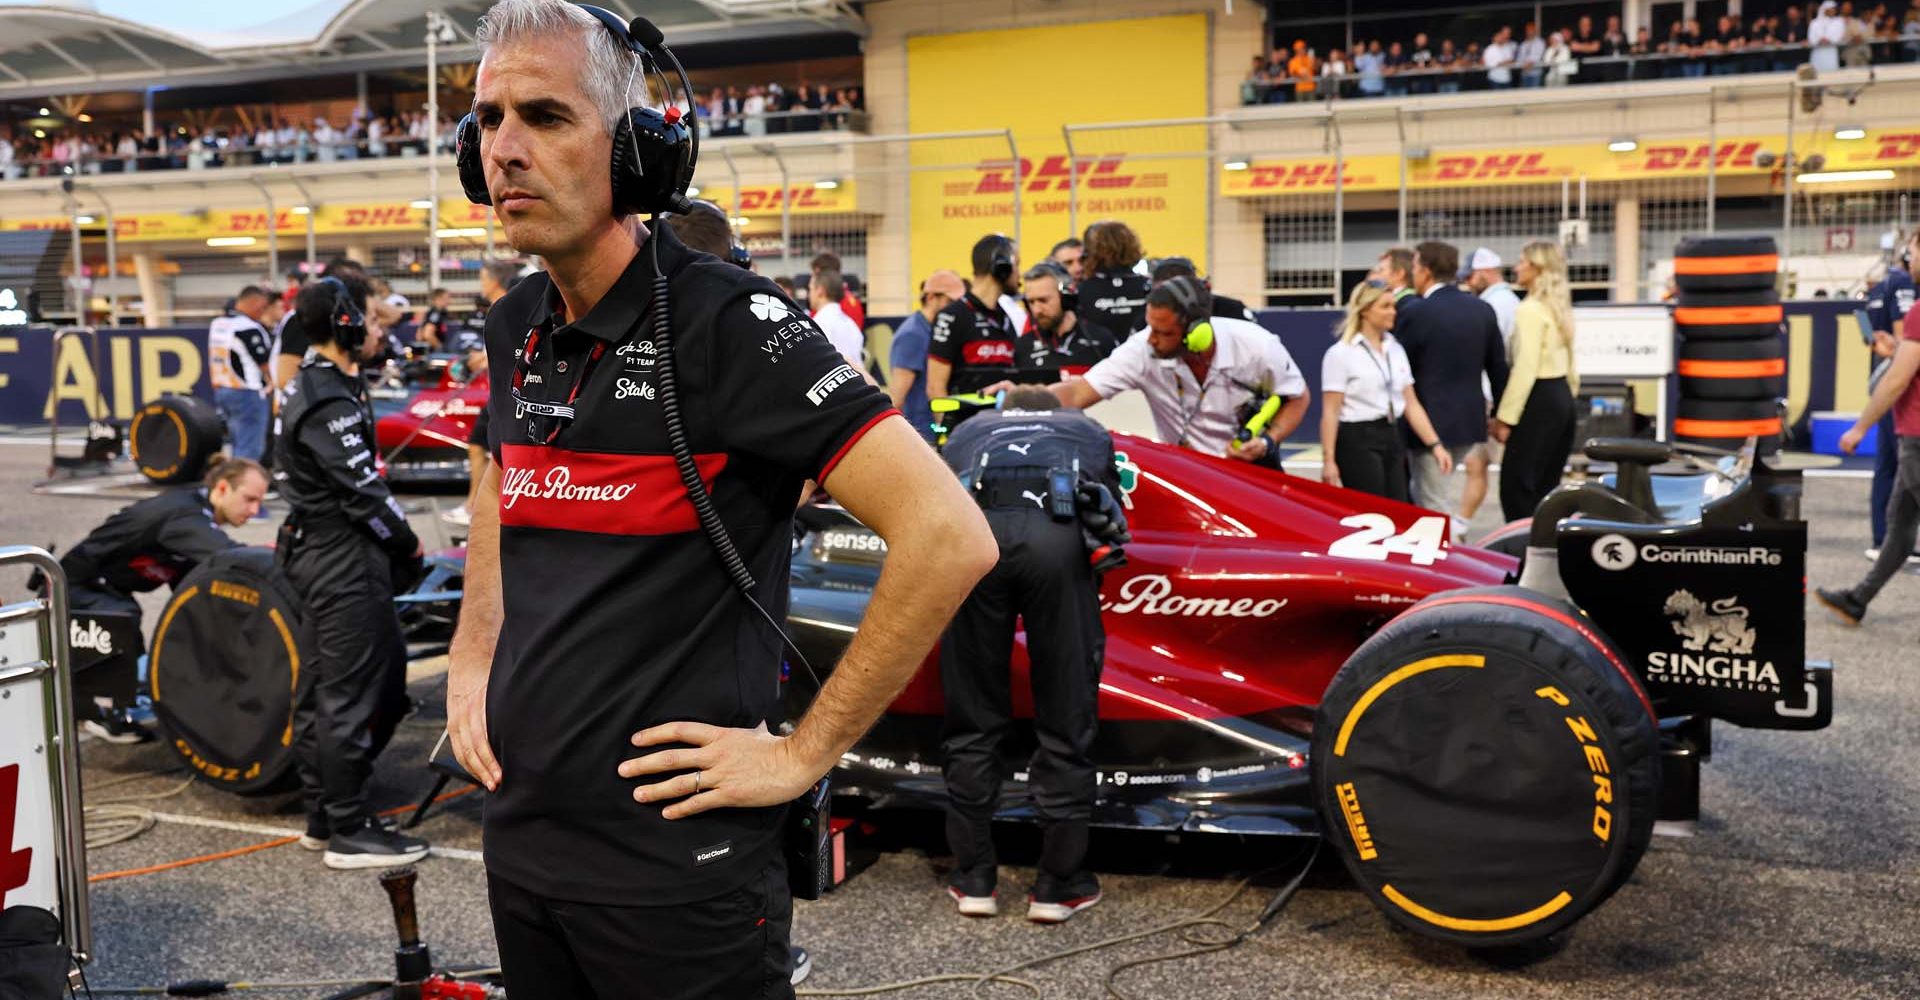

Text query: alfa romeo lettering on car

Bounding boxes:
[1102,574,1287,618]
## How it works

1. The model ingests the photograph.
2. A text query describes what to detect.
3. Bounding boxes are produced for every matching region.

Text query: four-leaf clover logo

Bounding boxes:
[749,293,791,323]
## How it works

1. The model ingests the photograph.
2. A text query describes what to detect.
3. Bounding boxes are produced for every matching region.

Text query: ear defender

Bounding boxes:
[1165,276,1214,353]
[1184,317,1214,353]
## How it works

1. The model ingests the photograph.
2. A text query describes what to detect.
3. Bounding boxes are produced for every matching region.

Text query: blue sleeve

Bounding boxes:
[890,319,928,374]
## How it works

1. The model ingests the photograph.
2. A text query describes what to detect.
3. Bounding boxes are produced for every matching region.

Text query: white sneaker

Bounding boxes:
[1026,891,1102,924]
[1863,548,1920,563]
[442,504,471,528]
[946,885,999,917]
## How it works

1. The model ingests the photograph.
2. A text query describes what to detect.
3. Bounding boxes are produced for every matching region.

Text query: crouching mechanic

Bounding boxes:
[49,458,267,741]
[939,386,1129,923]
[993,277,1310,468]
[276,274,429,869]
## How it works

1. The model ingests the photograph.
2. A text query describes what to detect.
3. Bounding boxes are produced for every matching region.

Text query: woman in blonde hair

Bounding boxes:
[1494,240,1580,520]
[1320,280,1452,501]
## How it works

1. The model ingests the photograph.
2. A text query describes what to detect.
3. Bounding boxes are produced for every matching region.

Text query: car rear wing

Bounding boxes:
[0,546,92,970]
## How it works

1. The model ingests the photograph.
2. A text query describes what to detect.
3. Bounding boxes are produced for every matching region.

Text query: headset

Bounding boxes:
[1162,275,1215,354]
[454,5,697,219]
[1023,259,1078,313]
[315,276,371,354]
[973,234,1015,286]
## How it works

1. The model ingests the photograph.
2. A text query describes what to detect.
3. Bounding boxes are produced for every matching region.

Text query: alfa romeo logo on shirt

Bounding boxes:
[749,293,792,324]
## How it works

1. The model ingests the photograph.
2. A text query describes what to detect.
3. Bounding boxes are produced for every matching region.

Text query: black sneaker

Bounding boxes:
[790,946,811,986]
[1814,587,1866,626]
[323,819,429,870]
[946,869,999,918]
[1027,872,1101,924]
[81,709,153,745]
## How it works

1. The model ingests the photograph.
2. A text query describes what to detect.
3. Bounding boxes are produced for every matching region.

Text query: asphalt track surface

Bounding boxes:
[3,438,1915,1000]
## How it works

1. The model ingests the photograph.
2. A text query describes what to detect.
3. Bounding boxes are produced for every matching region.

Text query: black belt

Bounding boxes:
[974,475,1056,511]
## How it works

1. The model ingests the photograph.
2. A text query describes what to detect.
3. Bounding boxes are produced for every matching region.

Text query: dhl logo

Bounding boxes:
[1237,162,1353,190]
[1873,133,1920,161]
[733,187,838,211]
[1640,141,1763,171]
[1431,152,1556,180]
[969,155,1165,195]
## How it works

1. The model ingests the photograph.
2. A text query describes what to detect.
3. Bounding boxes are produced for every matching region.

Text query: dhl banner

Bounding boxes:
[907,16,1210,274]
[0,183,861,243]
[1223,126,1920,196]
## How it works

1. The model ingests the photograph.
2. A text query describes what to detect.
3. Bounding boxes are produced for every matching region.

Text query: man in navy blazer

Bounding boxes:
[1395,241,1510,518]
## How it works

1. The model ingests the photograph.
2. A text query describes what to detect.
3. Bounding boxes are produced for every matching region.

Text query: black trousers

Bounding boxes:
[940,507,1104,885]
[487,862,794,1000]
[1500,377,1577,523]
[1334,418,1409,502]
[282,526,410,829]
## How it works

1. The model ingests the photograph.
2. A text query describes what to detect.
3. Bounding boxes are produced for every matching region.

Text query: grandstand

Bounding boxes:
[0,0,1910,328]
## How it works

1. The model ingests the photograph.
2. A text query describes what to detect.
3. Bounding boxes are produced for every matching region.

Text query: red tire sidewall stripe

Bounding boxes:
[1398,593,1658,723]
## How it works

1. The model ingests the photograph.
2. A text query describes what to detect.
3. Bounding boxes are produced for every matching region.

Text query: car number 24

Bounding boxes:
[1327,513,1450,566]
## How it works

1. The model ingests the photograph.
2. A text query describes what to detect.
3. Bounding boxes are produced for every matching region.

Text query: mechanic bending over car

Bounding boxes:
[938,385,1130,923]
[43,457,268,742]
[987,277,1310,469]
[276,273,429,870]
[1817,239,1920,626]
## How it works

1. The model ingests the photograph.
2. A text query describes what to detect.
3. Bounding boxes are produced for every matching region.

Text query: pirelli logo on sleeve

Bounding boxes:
[806,364,862,406]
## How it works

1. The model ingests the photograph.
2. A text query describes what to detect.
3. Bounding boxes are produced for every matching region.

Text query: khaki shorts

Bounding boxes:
[1470,440,1504,464]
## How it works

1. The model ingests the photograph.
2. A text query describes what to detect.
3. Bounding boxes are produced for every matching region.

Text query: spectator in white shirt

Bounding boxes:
[1810,1,1846,71]
[1485,26,1518,87]
[809,269,866,366]
[1462,247,1520,523]
[1543,31,1576,85]
[1320,280,1451,502]
[1517,22,1548,86]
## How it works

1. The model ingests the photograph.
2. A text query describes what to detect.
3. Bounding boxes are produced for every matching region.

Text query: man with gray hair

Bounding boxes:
[445,3,996,995]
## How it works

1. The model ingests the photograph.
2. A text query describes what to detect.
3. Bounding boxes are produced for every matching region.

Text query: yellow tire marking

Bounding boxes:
[1382,884,1573,933]
[1333,653,1485,757]
[147,585,198,703]
[270,606,300,747]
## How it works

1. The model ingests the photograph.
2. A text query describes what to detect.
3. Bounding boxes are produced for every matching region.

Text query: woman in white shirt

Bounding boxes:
[1320,280,1452,502]
[1493,240,1580,521]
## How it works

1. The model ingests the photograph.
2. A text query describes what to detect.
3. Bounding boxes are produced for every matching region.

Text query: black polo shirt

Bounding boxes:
[928,292,1018,395]
[1015,317,1116,380]
[1077,268,1150,343]
[481,225,895,905]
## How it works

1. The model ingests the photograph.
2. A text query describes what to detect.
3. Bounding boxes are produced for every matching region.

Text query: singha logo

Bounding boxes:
[1663,590,1756,654]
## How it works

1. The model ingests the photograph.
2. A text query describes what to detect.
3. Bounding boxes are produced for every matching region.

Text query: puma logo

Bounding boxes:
[1007,443,1032,456]
[1022,490,1047,509]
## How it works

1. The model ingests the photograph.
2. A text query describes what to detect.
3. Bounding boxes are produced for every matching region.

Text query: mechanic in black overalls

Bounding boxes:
[49,458,267,741]
[938,385,1129,925]
[275,273,428,870]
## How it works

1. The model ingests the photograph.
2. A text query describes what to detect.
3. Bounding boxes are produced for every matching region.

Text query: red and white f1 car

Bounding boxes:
[785,432,1829,949]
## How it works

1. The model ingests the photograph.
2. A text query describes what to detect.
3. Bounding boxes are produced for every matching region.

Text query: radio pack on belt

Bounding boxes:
[941,408,1119,500]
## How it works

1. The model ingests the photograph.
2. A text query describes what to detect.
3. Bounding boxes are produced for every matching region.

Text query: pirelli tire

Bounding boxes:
[1311,586,1659,949]
[1673,289,1785,341]
[131,393,227,485]
[1672,235,1780,293]
[1677,335,1787,400]
[148,547,306,796]
[1674,397,1785,454]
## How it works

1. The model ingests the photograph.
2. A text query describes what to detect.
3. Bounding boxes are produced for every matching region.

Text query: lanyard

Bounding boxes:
[1359,339,1399,421]
[511,324,610,443]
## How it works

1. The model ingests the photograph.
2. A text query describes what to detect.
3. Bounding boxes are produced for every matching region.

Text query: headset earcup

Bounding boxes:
[610,111,642,217]
[1185,319,1214,354]
[455,114,490,206]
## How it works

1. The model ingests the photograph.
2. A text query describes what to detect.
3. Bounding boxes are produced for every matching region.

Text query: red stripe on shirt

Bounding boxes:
[818,409,899,483]
[498,444,727,535]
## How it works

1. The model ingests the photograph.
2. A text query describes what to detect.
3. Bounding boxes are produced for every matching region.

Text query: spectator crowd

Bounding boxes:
[0,78,863,180]
[1244,2,1920,104]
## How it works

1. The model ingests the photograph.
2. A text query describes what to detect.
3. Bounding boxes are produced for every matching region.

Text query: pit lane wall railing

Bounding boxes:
[0,547,92,970]
[1064,66,1920,307]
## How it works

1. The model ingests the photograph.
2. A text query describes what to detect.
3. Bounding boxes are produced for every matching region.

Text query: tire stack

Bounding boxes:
[1671,235,1786,454]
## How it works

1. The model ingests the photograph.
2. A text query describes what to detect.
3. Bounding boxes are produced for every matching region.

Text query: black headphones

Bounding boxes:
[455,4,698,219]
[1162,276,1215,353]
[1023,259,1078,313]
[315,276,371,354]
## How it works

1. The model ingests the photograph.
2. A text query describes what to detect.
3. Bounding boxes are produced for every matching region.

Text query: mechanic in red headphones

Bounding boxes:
[990,277,1312,468]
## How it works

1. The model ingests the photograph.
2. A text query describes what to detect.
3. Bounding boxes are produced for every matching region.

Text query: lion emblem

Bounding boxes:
[1663,590,1756,654]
